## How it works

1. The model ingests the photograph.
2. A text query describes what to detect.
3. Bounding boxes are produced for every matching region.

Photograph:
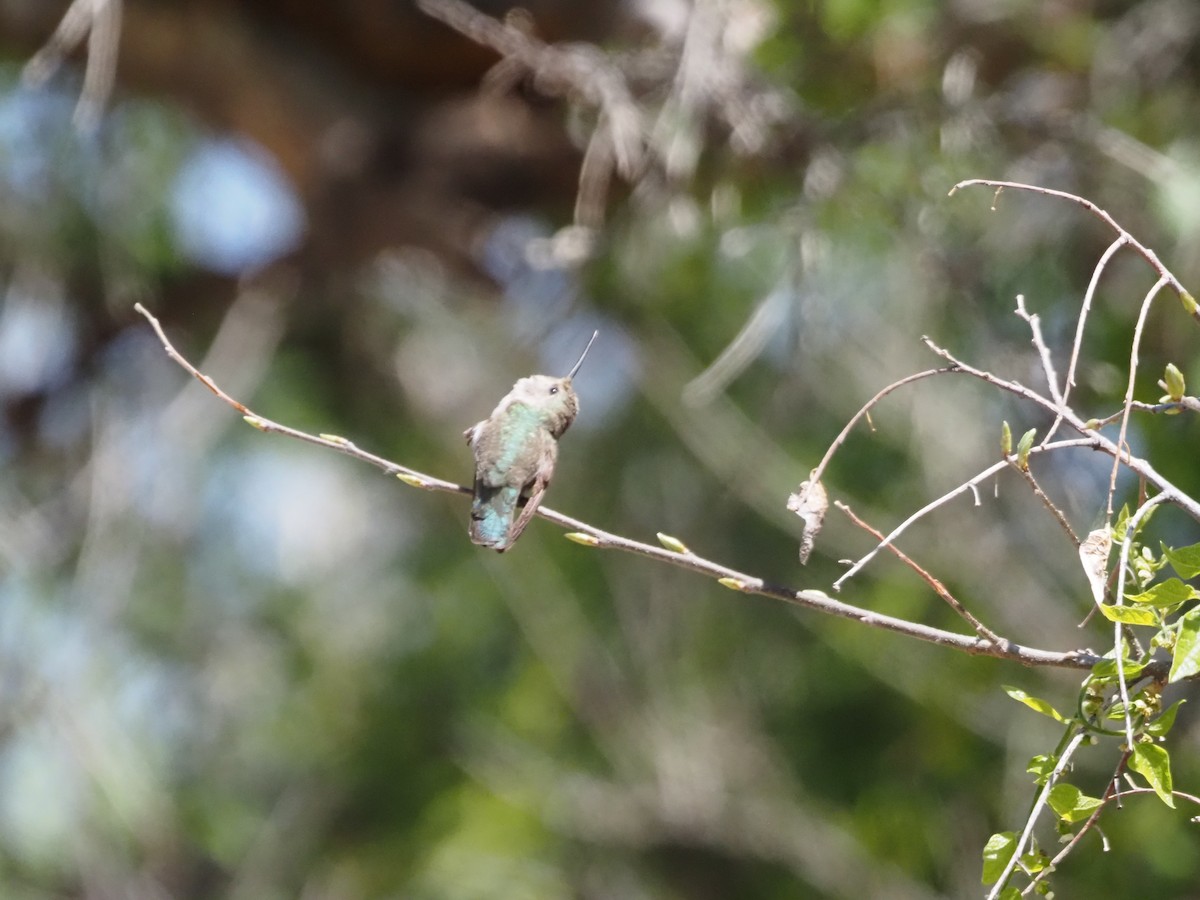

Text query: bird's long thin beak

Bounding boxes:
[566,330,599,380]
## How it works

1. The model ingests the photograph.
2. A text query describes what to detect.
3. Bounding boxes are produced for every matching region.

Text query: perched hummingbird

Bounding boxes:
[464,331,598,551]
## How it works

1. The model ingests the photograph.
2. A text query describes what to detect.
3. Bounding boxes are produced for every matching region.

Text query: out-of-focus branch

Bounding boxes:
[23,0,123,130]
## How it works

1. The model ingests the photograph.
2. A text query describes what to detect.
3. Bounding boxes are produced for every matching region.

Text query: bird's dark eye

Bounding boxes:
[549,386,559,395]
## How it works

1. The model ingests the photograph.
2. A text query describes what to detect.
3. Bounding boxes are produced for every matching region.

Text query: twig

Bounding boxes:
[1020,757,1200,896]
[922,338,1200,525]
[133,303,1100,673]
[949,180,1197,324]
[1047,236,1128,443]
[23,0,123,131]
[1110,492,1170,749]
[1108,276,1170,519]
[134,303,463,494]
[835,501,1004,644]
[1014,294,1064,407]
[987,730,1088,900]
[810,368,953,485]
[832,439,1097,590]
[1013,464,1079,548]
[1091,397,1200,425]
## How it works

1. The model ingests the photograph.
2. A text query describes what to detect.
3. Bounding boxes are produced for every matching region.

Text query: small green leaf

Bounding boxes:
[1097,604,1157,626]
[1127,578,1199,608]
[656,532,690,554]
[1020,846,1049,873]
[1027,754,1055,781]
[1180,288,1198,316]
[1146,699,1187,738]
[243,414,268,431]
[981,831,1017,884]
[1047,783,1105,823]
[1001,420,1013,456]
[1091,656,1147,678]
[717,576,749,591]
[1162,542,1200,579]
[564,532,601,547]
[1004,686,1067,722]
[1112,504,1131,543]
[1016,428,1036,470]
[1163,363,1186,401]
[1170,610,1200,683]
[395,471,431,489]
[1129,743,1175,808]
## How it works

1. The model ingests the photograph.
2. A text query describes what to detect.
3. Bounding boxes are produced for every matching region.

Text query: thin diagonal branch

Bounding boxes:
[835,500,1004,644]
[133,303,1100,673]
[832,438,1098,590]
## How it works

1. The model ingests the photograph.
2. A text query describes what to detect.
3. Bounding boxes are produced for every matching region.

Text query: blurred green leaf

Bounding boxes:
[1129,744,1175,808]
[1170,611,1200,683]
[1047,782,1104,823]
[1146,700,1186,738]
[1005,686,1068,723]
[981,831,1017,885]
[1127,579,1198,607]
[1097,604,1157,626]
[1161,542,1200,579]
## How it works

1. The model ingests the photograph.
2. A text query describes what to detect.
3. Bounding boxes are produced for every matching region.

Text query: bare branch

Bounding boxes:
[811,368,954,485]
[1108,276,1170,518]
[24,0,123,131]
[950,180,1198,324]
[133,303,1099,673]
[833,438,1097,590]
[922,338,1200,525]
[836,501,1004,644]
[987,729,1088,900]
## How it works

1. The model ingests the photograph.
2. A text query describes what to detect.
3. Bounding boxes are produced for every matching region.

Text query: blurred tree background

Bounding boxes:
[2,0,1199,897]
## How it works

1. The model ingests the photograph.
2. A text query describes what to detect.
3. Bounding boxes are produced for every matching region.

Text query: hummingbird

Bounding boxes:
[464,331,598,551]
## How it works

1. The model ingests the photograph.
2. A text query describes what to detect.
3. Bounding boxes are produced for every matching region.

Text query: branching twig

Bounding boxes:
[987,729,1088,900]
[1108,276,1170,519]
[24,0,123,130]
[1047,236,1128,443]
[949,180,1198,324]
[1014,294,1064,407]
[921,339,1200,525]
[1012,464,1080,548]
[835,501,1004,644]
[133,303,1101,673]
[811,368,953,485]
[832,439,1097,590]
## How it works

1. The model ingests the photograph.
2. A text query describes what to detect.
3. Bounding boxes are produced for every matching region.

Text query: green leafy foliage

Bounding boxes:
[981,831,1017,885]
[1161,363,1186,402]
[1169,612,1200,683]
[1097,604,1157,626]
[1129,744,1175,808]
[1016,428,1036,471]
[1162,542,1200,579]
[1126,578,1198,607]
[1047,783,1104,824]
